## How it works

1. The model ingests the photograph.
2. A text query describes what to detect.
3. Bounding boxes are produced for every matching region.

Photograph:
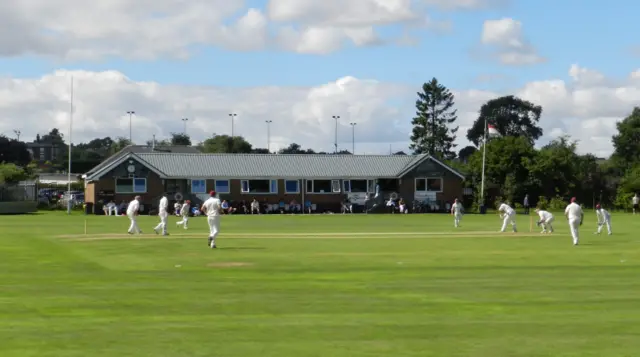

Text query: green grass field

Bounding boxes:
[1,211,639,357]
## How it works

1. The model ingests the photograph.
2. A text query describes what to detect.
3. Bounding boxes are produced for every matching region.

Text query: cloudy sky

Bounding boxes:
[0,0,638,157]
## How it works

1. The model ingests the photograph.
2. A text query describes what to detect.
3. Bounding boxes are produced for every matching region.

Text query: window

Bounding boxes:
[240,179,277,194]
[343,179,367,193]
[307,179,341,193]
[214,180,230,193]
[285,180,299,193]
[415,177,443,192]
[191,179,206,193]
[115,178,147,193]
[39,149,45,161]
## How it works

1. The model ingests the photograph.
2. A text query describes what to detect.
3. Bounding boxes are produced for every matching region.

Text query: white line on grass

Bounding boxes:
[58,231,546,241]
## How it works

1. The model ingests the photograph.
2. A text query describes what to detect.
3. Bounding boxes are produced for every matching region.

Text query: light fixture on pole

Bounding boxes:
[332,115,340,153]
[181,118,188,134]
[349,122,356,154]
[229,113,237,137]
[13,130,20,141]
[67,76,74,215]
[265,120,272,153]
[126,111,135,143]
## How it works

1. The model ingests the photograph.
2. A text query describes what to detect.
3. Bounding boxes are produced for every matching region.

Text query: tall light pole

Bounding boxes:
[13,130,20,141]
[126,111,135,143]
[265,120,272,153]
[229,113,237,137]
[349,122,356,154]
[181,118,188,134]
[67,76,74,215]
[332,115,340,153]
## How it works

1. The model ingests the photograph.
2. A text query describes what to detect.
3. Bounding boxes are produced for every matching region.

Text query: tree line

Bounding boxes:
[1,78,639,210]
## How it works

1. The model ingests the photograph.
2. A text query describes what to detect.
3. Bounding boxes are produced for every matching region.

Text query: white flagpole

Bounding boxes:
[480,118,487,211]
[67,76,74,215]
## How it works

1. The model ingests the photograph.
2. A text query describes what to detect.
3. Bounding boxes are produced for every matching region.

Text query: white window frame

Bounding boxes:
[284,179,300,194]
[115,177,147,194]
[240,179,278,194]
[306,179,341,194]
[214,180,230,193]
[343,179,368,193]
[190,179,206,194]
[415,177,443,193]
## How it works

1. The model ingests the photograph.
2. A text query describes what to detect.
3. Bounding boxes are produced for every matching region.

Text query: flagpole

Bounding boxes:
[480,118,487,211]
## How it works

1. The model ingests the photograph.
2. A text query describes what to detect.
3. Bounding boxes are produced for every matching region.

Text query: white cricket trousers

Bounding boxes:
[597,218,612,234]
[568,218,580,245]
[176,215,189,229]
[541,217,554,232]
[454,213,462,227]
[154,211,168,234]
[501,212,517,232]
[208,215,220,241]
[127,214,141,234]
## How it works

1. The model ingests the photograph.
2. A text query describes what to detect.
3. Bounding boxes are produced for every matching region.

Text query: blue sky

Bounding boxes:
[1,0,637,89]
[0,0,638,156]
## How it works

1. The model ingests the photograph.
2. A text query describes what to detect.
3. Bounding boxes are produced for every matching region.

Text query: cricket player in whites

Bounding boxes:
[534,208,554,233]
[498,201,517,232]
[451,198,463,227]
[176,200,191,229]
[153,194,169,236]
[126,196,142,234]
[201,191,222,249]
[564,197,584,245]
[633,194,639,215]
[594,204,612,235]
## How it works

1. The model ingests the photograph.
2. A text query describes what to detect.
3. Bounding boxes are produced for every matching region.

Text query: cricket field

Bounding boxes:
[1,211,639,357]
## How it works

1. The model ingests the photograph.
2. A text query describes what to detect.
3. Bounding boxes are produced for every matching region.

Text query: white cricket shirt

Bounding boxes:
[564,203,583,220]
[158,196,168,213]
[537,210,553,221]
[181,203,190,216]
[202,197,221,217]
[596,209,610,222]
[633,196,639,204]
[498,203,514,215]
[451,202,463,215]
[126,199,139,215]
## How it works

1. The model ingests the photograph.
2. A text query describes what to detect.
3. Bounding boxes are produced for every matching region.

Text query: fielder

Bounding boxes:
[535,208,554,233]
[201,190,222,249]
[451,198,463,227]
[594,204,612,235]
[564,197,584,245]
[153,195,169,236]
[633,194,639,215]
[126,196,142,234]
[176,200,191,229]
[498,201,517,232]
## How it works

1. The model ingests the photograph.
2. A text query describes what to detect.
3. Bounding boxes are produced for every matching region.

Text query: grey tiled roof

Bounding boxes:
[134,153,429,179]
[85,145,200,175]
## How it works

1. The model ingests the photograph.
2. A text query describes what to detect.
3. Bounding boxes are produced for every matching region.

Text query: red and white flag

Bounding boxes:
[487,124,500,137]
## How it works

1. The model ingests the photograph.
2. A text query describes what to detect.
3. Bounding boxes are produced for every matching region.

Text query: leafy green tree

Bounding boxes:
[409,78,458,159]
[0,163,27,183]
[467,136,537,204]
[611,107,640,170]
[466,95,543,147]
[197,134,252,153]
[278,143,315,154]
[457,145,477,163]
[170,133,191,146]
[0,135,31,166]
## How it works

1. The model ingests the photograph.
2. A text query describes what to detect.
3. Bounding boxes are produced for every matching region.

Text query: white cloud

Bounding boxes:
[0,0,468,59]
[1,65,638,159]
[480,18,544,65]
